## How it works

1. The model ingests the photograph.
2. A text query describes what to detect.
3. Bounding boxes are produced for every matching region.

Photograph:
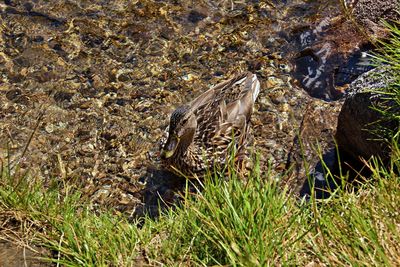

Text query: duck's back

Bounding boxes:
[190,72,260,159]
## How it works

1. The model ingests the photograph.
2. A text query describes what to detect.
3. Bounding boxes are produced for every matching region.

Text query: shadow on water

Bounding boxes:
[133,168,200,220]
[0,241,51,267]
[134,151,372,216]
[298,148,339,200]
[298,148,375,200]
[4,5,66,28]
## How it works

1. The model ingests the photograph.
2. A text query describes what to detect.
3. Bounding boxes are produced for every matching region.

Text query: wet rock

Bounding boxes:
[289,15,374,100]
[281,95,342,195]
[281,0,398,101]
[23,2,33,12]
[351,0,400,39]
[335,67,399,162]
[4,0,17,7]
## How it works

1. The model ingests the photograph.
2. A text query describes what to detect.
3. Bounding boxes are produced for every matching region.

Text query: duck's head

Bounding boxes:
[161,105,197,159]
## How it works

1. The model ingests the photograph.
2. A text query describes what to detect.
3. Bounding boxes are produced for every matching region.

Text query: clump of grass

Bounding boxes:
[144,151,400,266]
[148,162,310,266]
[0,161,147,266]
[374,22,400,71]
[1,147,400,266]
[375,23,400,134]
[304,154,400,265]
[43,211,143,266]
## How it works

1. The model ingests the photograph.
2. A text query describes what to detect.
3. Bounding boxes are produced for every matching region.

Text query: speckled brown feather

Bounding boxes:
[161,72,260,178]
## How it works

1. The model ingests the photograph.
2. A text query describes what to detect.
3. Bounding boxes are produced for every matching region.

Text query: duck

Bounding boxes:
[160,72,260,178]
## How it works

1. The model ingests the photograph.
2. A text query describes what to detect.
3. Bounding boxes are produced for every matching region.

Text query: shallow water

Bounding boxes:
[0,240,50,266]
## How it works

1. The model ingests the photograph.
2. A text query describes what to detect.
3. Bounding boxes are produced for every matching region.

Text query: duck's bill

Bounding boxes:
[161,136,179,159]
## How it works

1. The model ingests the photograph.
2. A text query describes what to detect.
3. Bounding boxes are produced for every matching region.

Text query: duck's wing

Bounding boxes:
[192,72,260,149]
[220,72,260,122]
[189,72,257,112]
[212,73,260,153]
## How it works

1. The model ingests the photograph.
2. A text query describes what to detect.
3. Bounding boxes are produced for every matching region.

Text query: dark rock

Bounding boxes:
[335,67,399,162]
[4,0,17,6]
[117,72,130,83]
[188,10,207,24]
[115,98,130,106]
[214,70,224,77]
[53,91,74,102]
[32,35,44,43]
[247,59,263,72]
[23,2,33,11]
[160,27,174,40]
[5,89,22,101]
[51,43,63,52]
